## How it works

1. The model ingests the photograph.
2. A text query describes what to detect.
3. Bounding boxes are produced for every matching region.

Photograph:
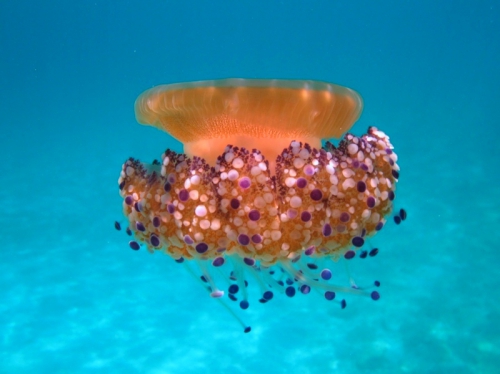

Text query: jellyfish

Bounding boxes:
[117,79,402,332]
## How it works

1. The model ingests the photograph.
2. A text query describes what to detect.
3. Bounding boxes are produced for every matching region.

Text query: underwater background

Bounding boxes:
[1,1,499,373]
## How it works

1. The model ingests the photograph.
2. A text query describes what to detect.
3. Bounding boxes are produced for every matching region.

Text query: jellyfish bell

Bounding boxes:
[118,78,403,332]
[134,79,363,174]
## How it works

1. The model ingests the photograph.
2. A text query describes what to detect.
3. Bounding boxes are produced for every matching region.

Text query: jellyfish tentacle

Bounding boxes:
[280,259,371,297]
[227,256,249,307]
[260,266,286,294]
[180,257,250,332]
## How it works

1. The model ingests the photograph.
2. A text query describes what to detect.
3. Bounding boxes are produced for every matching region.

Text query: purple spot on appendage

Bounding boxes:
[322,224,332,237]
[229,284,239,294]
[305,246,315,256]
[394,216,401,225]
[388,191,395,201]
[175,257,184,263]
[195,243,208,253]
[212,257,225,267]
[136,222,146,232]
[125,227,132,236]
[248,210,260,221]
[114,221,121,231]
[263,291,274,300]
[300,211,312,222]
[359,250,368,258]
[366,196,376,208]
[352,236,364,247]
[374,280,381,287]
[134,202,142,212]
[369,248,379,257]
[178,189,189,202]
[344,250,355,259]
[375,221,384,231]
[360,163,369,171]
[152,217,161,227]
[356,181,366,193]
[167,174,176,184]
[251,234,262,244]
[285,286,296,297]
[129,241,140,250]
[125,196,133,205]
[307,263,318,269]
[341,299,347,309]
[371,291,380,301]
[230,198,240,209]
[239,177,251,189]
[304,165,315,176]
[352,160,360,168]
[296,177,307,188]
[150,235,160,247]
[240,300,249,309]
[300,285,311,294]
[399,208,407,220]
[167,204,175,214]
[324,291,335,300]
[184,235,194,245]
[310,189,323,201]
[238,234,250,246]
[385,148,393,154]
[163,182,171,192]
[321,269,332,280]
[392,170,399,179]
[340,212,350,223]
[243,257,255,266]
[228,294,237,301]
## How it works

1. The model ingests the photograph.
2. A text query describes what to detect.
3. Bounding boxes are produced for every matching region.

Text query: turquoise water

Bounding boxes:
[1,1,499,373]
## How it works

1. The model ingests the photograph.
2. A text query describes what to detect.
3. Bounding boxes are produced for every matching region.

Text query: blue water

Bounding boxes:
[1,1,499,373]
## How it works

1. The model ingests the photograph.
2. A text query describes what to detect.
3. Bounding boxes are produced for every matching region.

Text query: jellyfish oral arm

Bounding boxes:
[184,135,322,175]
